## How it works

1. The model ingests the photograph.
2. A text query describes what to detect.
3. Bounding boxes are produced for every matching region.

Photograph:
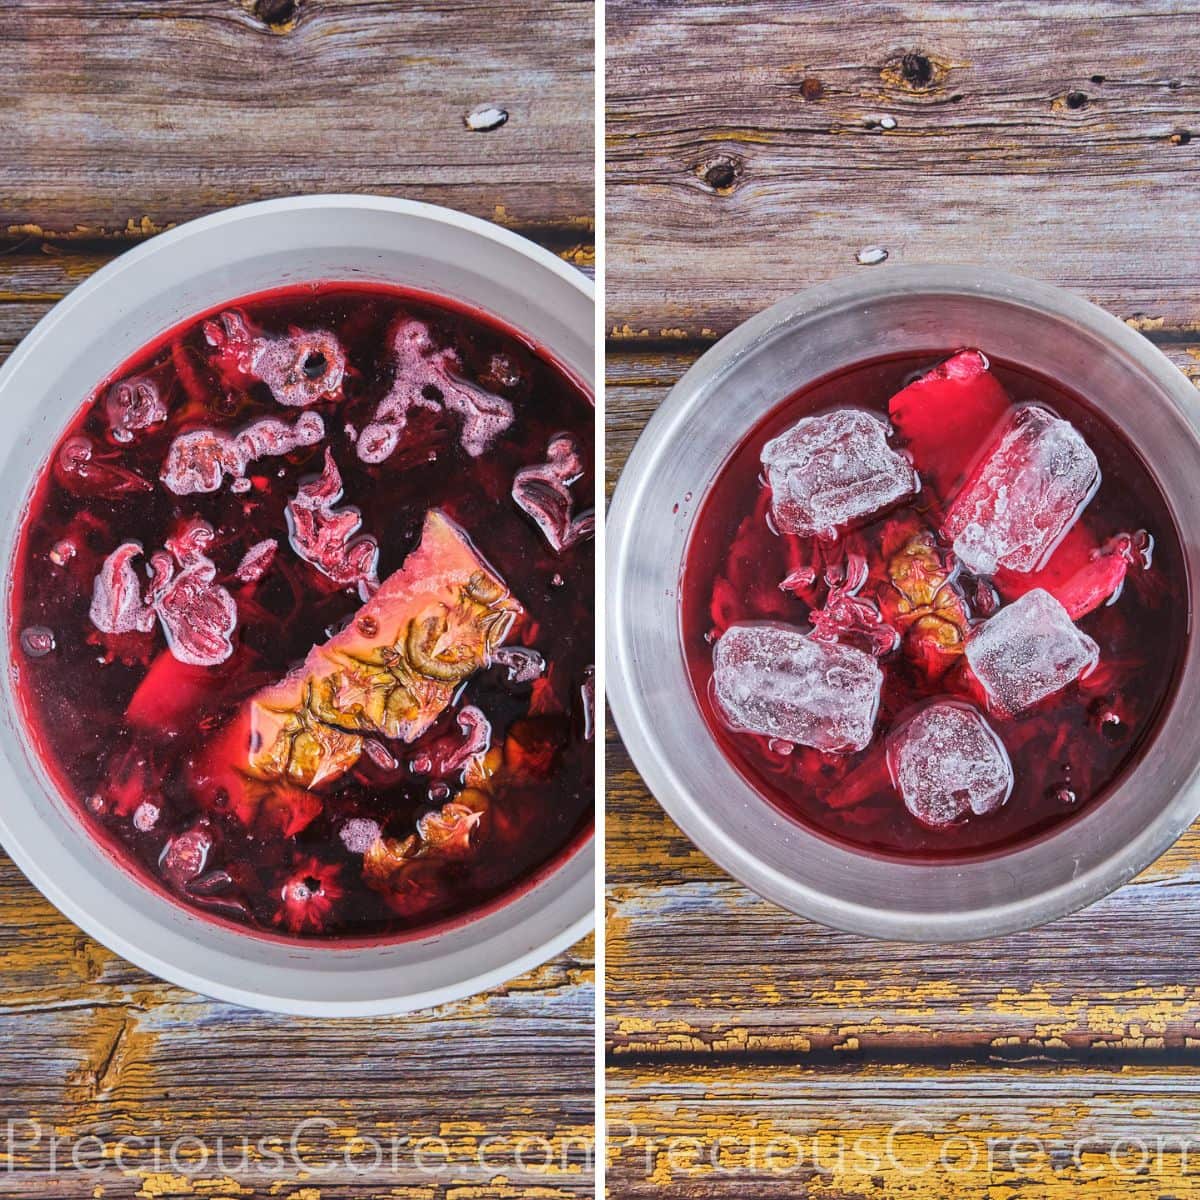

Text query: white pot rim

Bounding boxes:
[0,194,595,1015]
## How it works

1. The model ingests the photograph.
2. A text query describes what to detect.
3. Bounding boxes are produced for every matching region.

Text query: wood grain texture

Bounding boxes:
[3,0,594,234]
[607,0,1200,336]
[0,862,595,1198]
[609,1063,1200,1198]
[1,1,595,1197]
[607,2,1200,1196]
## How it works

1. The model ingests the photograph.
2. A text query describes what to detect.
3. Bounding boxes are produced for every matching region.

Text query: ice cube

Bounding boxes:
[286,449,380,595]
[711,623,882,753]
[965,587,1099,714]
[512,435,595,553]
[886,701,1013,828]
[761,407,919,539]
[943,404,1100,576]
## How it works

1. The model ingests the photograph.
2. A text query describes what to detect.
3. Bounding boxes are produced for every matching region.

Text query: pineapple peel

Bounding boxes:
[244,510,521,790]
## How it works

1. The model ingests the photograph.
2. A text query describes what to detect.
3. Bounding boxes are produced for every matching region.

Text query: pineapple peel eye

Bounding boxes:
[883,531,972,659]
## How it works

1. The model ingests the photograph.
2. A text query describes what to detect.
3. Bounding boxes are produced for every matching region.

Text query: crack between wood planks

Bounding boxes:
[93,1016,131,1095]
[606,1038,1200,1073]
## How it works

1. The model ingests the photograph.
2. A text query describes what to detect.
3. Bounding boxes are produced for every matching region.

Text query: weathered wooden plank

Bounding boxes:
[609,1063,1200,1198]
[0,852,594,1197]
[3,0,594,234]
[607,868,1200,1058]
[607,0,1200,335]
[0,226,594,301]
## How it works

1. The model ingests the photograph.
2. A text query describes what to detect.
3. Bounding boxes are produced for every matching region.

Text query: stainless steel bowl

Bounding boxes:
[607,265,1200,941]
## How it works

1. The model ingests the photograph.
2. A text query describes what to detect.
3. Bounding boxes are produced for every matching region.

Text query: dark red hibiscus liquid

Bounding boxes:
[682,352,1189,860]
[10,283,594,941]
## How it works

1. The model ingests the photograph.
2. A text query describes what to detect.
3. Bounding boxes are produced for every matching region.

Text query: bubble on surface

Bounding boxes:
[159,824,213,889]
[358,317,515,463]
[20,626,56,657]
[340,817,382,855]
[203,310,346,408]
[493,646,546,682]
[133,800,161,832]
[162,411,325,495]
[106,374,168,443]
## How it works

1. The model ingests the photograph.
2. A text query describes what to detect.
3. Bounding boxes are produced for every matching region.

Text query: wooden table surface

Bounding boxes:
[606,3,1200,1196]
[0,4,594,1198]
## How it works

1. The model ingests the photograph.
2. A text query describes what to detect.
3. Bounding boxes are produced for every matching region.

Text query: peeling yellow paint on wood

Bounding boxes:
[561,243,595,268]
[7,216,174,241]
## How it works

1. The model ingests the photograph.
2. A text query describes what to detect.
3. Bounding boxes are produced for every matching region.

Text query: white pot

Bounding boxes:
[0,195,595,1015]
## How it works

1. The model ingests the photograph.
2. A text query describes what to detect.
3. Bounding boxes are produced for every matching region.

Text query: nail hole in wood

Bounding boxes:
[882,50,946,94]
[254,0,296,28]
[1169,129,1192,146]
[1065,91,1088,110]
[696,155,743,194]
[800,77,824,102]
[704,162,737,191]
[1090,74,1106,84]
[900,52,933,87]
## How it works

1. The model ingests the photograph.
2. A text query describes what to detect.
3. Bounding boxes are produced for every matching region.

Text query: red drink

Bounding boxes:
[11,283,594,940]
[682,350,1188,859]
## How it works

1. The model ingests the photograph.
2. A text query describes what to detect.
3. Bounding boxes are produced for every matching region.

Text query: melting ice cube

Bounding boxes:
[761,407,919,540]
[943,404,1100,576]
[965,587,1099,715]
[711,623,882,753]
[886,700,1014,829]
